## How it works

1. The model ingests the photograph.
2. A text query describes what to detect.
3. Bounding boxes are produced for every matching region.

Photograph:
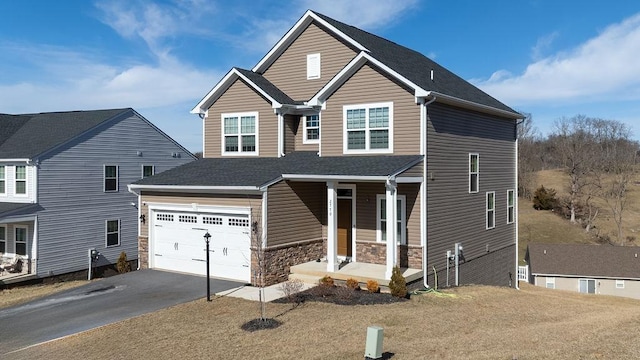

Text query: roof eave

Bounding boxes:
[425,91,523,120]
[128,184,262,195]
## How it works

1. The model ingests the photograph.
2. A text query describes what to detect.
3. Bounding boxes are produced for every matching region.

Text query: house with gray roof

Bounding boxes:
[526,243,640,299]
[0,108,194,282]
[128,10,522,287]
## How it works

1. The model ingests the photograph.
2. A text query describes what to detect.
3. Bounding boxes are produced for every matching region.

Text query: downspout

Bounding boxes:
[199,112,206,158]
[514,118,525,290]
[421,95,436,289]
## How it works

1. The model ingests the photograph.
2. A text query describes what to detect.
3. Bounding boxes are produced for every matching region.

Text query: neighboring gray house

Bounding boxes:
[0,108,194,280]
[129,10,522,287]
[526,243,640,299]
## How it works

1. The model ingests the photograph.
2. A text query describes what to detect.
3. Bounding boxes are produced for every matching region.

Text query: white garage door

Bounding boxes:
[151,210,252,282]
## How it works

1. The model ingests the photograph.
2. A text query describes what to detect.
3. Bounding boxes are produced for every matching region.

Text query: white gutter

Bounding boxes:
[531,273,640,281]
[425,91,522,120]
[1,159,30,163]
[421,96,437,290]
[282,174,389,182]
[127,184,261,195]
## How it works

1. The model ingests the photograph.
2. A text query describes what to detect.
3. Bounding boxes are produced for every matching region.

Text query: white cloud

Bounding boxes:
[531,31,559,60]
[298,0,419,29]
[474,13,640,106]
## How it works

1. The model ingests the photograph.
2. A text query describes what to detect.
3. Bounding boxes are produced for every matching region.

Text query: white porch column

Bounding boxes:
[385,181,398,279]
[326,181,338,272]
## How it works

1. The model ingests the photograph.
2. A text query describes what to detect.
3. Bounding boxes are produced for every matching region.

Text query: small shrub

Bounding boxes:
[319,275,334,287]
[278,279,305,304]
[533,185,558,210]
[345,278,360,290]
[116,251,131,274]
[366,280,380,293]
[388,266,407,298]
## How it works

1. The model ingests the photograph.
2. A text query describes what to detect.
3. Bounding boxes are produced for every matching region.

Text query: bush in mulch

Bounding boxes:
[274,284,408,306]
[241,318,282,332]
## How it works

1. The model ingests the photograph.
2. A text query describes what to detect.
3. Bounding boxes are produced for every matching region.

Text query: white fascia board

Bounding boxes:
[253,10,368,73]
[0,159,31,163]
[282,174,388,182]
[425,91,523,120]
[309,52,424,106]
[128,184,261,195]
[395,177,423,183]
[532,273,640,281]
[191,69,283,114]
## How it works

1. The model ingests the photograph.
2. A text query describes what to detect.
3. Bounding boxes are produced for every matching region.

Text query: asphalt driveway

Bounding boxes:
[0,270,243,355]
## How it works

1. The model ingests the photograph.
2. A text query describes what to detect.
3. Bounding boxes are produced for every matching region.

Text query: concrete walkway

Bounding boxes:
[216,282,316,302]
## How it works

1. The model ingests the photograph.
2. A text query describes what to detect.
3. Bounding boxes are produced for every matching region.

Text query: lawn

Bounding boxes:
[6,283,640,360]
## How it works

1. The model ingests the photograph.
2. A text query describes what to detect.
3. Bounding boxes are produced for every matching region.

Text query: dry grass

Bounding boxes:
[6,283,640,359]
[0,280,88,309]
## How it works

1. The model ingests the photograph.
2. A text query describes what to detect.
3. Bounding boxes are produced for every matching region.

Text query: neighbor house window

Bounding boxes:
[104,165,118,192]
[376,194,406,244]
[545,277,555,289]
[222,112,258,155]
[106,220,120,247]
[0,165,5,195]
[344,102,393,153]
[303,114,320,143]
[307,53,321,79]
[579,279,596,294]
[507,189,515,224]
[469,153,479,193]
[15,226,27,256]
[142,165,155,178]
[0,226,5,253]
[486,192,495,229]
[15,165,26,195]
[616,279,625,289]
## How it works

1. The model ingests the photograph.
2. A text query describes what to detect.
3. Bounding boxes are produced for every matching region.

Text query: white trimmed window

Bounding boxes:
[222,112,258,155]
[616,279,625,289]
[545,277,555,289]
[303,114,320,143]
[486,191,495,229]
[15,165,26,195]
[507,189,515,224]
[579,278,596,294]
[0,165,5,195]
[376,194,406,245]
[469,153,479,193]
[344,102,393,154]
[0,225,5,253]
[142,165,155,178]
[104,165,118,192]
[106,220,120,247]
[15,226,27,256]
[307,53,321,79]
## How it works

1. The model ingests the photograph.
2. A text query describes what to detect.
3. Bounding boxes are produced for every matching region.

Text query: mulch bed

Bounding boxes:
[241,318,282,332]
[274,285,408,306]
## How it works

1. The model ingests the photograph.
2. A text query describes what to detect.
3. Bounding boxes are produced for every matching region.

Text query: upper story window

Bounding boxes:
[0,166,5,195]
[343,102,393,154]
[469,153,479,193]
[142,165,155,178]
[104,165,118,192]
[376,194,406,245]
[307,53,321,79]
[15,165,26,195]
[222,112,258,156]
[507,189,515,224]
[303,114,320,144]
[486,191,495,229]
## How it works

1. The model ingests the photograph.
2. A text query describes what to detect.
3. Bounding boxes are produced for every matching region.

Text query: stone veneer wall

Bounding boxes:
[138,236,149,269]
[356,241,423,269]
[252,239,324,286]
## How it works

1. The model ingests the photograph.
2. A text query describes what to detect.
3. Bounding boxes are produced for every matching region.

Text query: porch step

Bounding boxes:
[288,272,322,285]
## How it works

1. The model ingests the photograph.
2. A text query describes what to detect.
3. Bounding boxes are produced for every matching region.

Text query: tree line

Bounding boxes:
[518,114,639,245]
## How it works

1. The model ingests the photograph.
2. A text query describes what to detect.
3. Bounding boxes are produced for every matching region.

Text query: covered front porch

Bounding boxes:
[289,260,422,287]
[0,203,40,279]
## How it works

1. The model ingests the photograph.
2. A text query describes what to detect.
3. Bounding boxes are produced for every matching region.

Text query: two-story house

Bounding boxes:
[0,108,193,281]
[129,10,522,287]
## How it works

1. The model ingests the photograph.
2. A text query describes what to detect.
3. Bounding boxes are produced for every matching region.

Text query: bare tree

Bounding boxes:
[251,219,267,320]
[517,113,540,200]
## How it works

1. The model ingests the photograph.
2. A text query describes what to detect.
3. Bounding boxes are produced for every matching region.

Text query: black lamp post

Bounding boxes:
[204,231,212,302]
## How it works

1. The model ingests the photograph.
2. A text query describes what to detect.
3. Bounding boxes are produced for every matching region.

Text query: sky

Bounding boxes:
[1,0,639,152]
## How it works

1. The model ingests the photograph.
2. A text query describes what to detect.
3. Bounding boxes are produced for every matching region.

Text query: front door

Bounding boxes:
[337,198,352,257]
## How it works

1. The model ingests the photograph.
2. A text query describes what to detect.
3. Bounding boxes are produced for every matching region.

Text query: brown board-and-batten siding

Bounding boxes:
[321,63,421,156]
[204,78,278,158]
[262,22,358,101]
[425,102,517,287]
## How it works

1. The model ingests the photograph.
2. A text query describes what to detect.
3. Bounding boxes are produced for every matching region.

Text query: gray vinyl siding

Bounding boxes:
[321,63,420,156]
[425,102,517,283]
[267,181,324,247]
[35,113,193,277]
[262,22,358,101]
[204,78,278,158]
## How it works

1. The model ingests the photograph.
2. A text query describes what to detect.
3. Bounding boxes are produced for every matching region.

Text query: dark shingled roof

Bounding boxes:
[235,68,302,105]
[0,202,41,217]
[134,151,422,188]
[0,108,131,159]
[526,243,640,279]
[312,11,516,114]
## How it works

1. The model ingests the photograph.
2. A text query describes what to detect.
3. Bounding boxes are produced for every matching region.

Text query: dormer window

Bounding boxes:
[307,53,321,79]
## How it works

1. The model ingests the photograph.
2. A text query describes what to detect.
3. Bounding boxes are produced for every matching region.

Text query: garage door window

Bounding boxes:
[179,215,197,223]
[203,216,223,225]
[106,220,120,247]
[157,213,174,222]
[229,218,249,227]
